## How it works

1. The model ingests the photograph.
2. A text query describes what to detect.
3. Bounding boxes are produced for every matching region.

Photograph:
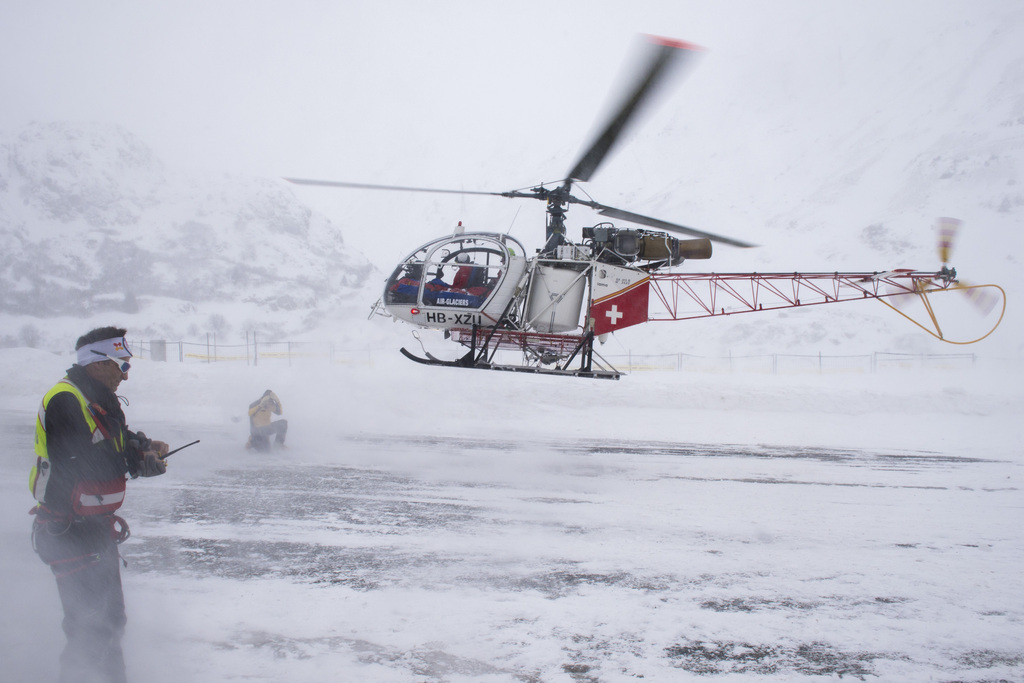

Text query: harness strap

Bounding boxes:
[49,553,103,579]
[29,504,72,523]
[86,402,115,440]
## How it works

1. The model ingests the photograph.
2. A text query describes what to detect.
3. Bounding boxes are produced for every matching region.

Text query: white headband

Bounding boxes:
[76,337,132,367]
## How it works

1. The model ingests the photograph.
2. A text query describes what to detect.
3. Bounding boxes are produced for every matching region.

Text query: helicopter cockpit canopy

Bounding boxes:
[384,232,528,329]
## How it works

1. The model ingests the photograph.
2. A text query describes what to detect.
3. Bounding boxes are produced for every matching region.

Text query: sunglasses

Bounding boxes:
[91,350,131,373]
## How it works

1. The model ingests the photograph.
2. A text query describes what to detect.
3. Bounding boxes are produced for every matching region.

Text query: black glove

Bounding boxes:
[128,430,152,451]
[139,451,167,477]
[126,431,149,479]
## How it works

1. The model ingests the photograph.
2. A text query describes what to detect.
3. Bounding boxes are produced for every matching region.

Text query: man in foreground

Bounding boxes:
[30,326,170,683]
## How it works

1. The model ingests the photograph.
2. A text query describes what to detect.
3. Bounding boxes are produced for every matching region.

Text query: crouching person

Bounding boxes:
[246,389,287,451]
[30,327,169,683]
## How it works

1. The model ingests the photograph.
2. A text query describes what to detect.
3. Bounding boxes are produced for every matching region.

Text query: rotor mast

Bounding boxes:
[544,184,572,253]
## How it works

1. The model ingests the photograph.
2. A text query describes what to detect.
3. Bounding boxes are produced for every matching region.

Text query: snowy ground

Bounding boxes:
[1,348,1022,682]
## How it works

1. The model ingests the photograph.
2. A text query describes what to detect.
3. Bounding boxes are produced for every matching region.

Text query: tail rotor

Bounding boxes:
[937,217,999,315]
[878,217,1005,344]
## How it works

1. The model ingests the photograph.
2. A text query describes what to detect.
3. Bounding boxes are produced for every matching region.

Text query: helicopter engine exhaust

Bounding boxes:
[677,238,713,260]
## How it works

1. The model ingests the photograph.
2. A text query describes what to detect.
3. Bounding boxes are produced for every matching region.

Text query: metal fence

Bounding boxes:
[600,351,979,374]
[130,337,988,375]
[131,337,371,366]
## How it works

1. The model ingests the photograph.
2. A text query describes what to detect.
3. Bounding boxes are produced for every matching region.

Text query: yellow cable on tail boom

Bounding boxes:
[877,283,1006,345]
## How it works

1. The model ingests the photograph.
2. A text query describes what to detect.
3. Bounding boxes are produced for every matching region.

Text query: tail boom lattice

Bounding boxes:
[647,270,955,321]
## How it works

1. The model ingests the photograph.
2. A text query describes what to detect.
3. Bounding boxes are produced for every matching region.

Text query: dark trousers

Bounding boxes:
[34,517,128,683]
[251,419,288,450]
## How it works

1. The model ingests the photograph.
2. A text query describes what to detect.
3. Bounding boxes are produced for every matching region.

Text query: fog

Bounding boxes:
[2,348,1023,680]
[2,1,1024,680]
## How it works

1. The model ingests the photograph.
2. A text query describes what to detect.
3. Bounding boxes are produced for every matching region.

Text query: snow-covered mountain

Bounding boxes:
[0,122,380,350]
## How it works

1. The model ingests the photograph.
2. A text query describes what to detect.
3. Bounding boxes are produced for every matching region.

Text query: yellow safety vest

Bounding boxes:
[32,379,127,513]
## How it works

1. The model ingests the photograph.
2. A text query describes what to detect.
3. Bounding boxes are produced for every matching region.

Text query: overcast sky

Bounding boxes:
[5,0,1004,182]
[2,1,693,177]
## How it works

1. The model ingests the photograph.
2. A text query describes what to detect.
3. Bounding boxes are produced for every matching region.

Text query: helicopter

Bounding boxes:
[287,36,1005,379]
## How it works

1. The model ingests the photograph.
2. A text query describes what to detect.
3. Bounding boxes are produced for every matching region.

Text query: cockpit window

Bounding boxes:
[385,250,428,305]
[424,242,505,308]
[386,237,508,309]
[423,262,501,308]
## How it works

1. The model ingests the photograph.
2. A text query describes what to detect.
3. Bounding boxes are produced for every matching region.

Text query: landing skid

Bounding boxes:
[401,347,475,368]
[399,347,621,380]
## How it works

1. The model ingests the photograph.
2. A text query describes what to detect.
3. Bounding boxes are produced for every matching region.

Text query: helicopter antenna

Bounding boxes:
[505,205,523,235]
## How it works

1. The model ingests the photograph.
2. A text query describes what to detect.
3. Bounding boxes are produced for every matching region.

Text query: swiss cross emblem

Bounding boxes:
[605,305,624,325]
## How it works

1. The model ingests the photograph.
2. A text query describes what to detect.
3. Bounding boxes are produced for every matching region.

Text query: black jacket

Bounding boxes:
[42,365,143,515]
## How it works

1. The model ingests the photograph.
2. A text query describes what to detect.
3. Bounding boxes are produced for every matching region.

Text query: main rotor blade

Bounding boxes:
[593,205,757,248]
[567,36,702,184]
[284,177,507,197]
